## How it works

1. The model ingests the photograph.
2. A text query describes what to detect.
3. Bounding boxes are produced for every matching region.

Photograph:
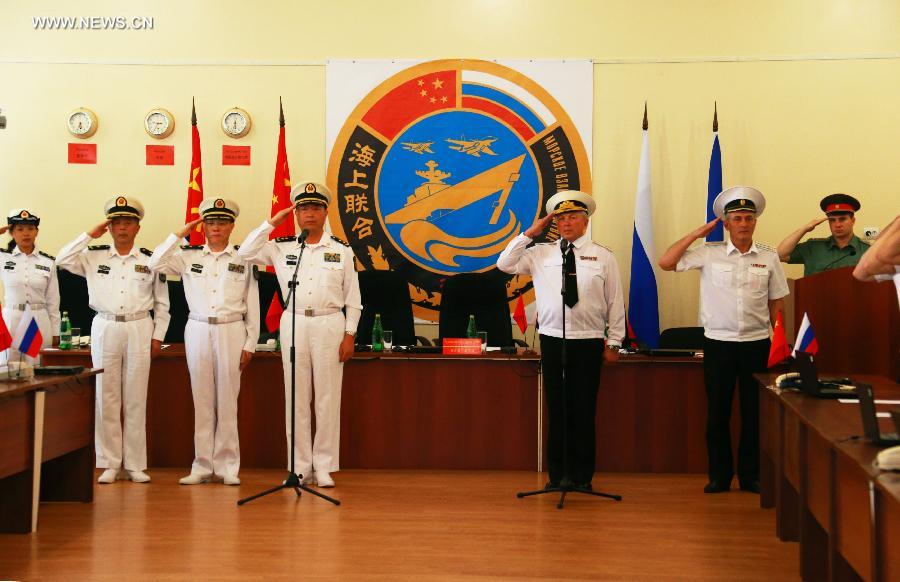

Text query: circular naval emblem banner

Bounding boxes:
[327,59,592,321]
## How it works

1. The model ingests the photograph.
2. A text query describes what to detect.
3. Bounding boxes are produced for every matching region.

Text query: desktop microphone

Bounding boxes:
[297,229,310,244]
[819,246,856,271]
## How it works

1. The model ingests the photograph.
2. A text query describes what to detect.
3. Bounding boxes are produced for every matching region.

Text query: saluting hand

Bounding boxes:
[0,225,8,236]
[692,218,721,239]
[177,219,203,240]
[268,205,296,227]
[524,213,554,239]
[804,217,827,232]
[88,220,111,239]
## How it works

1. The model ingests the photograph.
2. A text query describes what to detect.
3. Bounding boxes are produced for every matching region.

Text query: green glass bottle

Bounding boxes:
[59,311,72,350]
[466,314,477,338]
[372,313,384,352]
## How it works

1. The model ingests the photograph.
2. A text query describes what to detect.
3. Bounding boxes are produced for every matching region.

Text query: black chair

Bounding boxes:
[438,272,524,347]
[356,270,425,346]
[256,269,283,341]
[56,268,95,333]
[658,326,705,350]
[163,278,189,343]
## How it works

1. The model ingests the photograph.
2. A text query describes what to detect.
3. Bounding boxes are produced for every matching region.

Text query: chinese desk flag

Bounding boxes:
[185,99,205,245]
[0,310,12,352]
[768,311,790,368]
[513,295,527,335]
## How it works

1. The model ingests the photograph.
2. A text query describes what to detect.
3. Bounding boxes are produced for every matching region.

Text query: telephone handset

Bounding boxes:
[776,372,802,388]
[876,446,900,471]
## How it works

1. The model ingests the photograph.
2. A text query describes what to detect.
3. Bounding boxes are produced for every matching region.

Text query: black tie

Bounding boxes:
[563,242,578,308]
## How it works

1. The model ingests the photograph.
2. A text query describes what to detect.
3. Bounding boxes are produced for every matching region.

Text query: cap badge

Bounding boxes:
[116,196,127,207]
[214,198,225,208]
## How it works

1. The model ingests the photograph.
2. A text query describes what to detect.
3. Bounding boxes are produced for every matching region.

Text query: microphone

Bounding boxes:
[819,246,856,271]
[297,229,309,244]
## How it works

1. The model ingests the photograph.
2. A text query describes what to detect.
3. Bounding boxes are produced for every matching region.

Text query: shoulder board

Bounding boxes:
[233,244,240,250]
[809,237,829,242]
[180,245,203,251]
[38,250,56,260]
[274,236,296,243]
[88,245,109,251]
[0,248,10,254]
[756,243,776,252]
[704,241,726,246]
[330,235,349,247]
[590,242,612,253]
[140,248,153,257]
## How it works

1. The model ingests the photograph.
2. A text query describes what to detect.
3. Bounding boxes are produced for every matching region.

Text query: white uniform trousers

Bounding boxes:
[0,306,53,365]
[184,319,245,480]
[91,315,153,471]
[280,310,345,476]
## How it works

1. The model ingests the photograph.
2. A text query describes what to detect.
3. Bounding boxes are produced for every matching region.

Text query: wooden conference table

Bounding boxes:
[757,373,900,581]
[0,370,98,533]
[42,346,714,473]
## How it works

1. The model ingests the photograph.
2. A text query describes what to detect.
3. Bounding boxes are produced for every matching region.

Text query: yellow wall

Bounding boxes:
[1,0,898,331]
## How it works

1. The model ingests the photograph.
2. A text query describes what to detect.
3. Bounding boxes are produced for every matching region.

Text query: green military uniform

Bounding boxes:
[787,235,869,276]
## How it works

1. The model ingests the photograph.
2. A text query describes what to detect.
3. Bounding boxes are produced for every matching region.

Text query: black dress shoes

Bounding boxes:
[739,481,760,493]
[703,480,731,493]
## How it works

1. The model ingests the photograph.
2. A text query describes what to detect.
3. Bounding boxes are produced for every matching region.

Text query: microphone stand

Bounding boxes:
[517,238,621,509]
[239,230,340,506]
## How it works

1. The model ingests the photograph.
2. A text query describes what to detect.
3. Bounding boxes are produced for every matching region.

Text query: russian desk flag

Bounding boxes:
[792,312,819,357]
[12,306,43,358]
[705,103,724,242]
[628,104,660,348]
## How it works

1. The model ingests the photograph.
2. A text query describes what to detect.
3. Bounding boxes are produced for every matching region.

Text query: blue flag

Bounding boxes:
[705,132,724,241]
[629,125,660,348]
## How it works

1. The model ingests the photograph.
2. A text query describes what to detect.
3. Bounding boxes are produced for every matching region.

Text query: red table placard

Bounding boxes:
[146,145,174,165]
[68,143,97,164]
[442,338,483,356]
[222,145,251,166]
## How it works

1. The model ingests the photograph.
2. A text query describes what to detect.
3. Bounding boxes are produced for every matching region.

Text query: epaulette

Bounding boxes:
[38,250,55,260]
[705,241,726,246]
[756,242,776,252]
[88,245,109,251]
[180,245,203,251]
[809,237,829,242]
[275,236,296,243]
[140,248,153,257]
[591,242,613,253]
[330,235,349,247]
[0,248,10,254]
[233,244,240,250]
[252,265,259,280]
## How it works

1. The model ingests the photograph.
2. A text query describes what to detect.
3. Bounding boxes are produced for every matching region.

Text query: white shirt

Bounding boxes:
[677,240,789,342]
[237,221,362,334]
[0,246,61,333]
[56,233,171,341]
[148,233,260,352]
[496,231,626,343]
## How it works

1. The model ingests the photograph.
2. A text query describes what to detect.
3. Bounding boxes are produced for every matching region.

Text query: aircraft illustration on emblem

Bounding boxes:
[400,141,434,154]
[446,136,498,157]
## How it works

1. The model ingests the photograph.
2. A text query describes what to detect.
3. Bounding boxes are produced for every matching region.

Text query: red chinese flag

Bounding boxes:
[768,311,791,368]
[361,70,457,140]
[185,99,205,245]
[0,310,12,351]
[265,294,284,333]
[270,98,294,240]
[513,295,527,334]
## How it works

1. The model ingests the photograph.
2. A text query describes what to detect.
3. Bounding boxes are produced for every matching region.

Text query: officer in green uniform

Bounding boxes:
[777,193,870,276]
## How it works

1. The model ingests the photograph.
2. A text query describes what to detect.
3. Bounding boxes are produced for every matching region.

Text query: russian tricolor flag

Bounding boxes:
[13,306,43,358]
[792,312,819,357]
[628,105,660,348]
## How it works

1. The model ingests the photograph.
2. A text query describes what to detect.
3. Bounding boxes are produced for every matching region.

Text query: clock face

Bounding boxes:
[68,111,92,134]
[144,109,174,138]
[67,108,98,138]
[222,109,251,138]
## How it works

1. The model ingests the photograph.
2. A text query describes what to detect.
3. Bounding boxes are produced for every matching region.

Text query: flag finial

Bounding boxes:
[642,101,648,131]
[279,96,285,127]
[191,97,197,126]
[713,101,718,133]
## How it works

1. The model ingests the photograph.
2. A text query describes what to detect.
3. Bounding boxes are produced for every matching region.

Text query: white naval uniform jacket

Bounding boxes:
[147,234,260,352]
[676,240,789,342]
[497,231,626,345]
[0,245,61,335]
[55,233,170,341]
[237,222,362,332]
